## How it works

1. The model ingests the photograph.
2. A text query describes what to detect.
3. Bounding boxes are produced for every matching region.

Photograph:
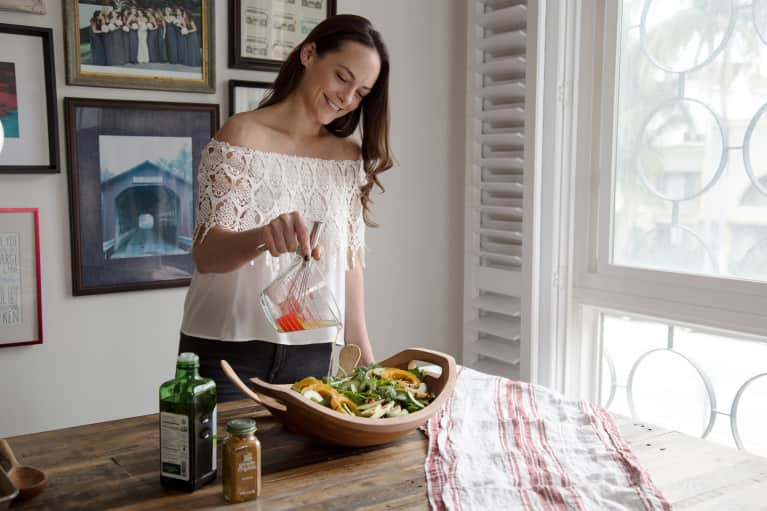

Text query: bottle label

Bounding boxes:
[211,405,217,472]
[160,411,189,480]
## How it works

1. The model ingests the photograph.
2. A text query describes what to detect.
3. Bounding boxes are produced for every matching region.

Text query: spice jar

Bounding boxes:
[222,418,261,502]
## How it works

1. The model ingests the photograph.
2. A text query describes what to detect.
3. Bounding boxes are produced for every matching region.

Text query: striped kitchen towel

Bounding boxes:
[423,367,671,511]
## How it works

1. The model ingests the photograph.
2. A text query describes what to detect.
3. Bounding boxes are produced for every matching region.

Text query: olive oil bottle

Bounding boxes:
[159,352,217,491]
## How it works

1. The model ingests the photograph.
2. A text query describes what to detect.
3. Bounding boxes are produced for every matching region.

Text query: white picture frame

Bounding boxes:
[228,79,272,117]
[0,0,45,14]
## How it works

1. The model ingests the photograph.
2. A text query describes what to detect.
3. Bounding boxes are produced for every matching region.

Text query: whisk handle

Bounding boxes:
[309,221,324,250]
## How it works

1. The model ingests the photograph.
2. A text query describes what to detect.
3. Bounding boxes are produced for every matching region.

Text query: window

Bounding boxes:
[562,0,767,456]
[598,311,767,457]
[612,0,767,282]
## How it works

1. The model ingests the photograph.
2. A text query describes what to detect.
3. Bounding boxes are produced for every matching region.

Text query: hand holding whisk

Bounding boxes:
[249,211,318,266]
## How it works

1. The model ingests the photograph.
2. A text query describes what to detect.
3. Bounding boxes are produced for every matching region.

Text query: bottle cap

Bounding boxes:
[177,352,199,368]
[226,418,257,434]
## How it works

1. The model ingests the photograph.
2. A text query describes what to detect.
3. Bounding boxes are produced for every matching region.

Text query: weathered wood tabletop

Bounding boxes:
[4,400,767,510]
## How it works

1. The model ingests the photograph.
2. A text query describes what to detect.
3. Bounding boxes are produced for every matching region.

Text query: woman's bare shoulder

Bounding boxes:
[215,110,275,150]
[332,135,362,161]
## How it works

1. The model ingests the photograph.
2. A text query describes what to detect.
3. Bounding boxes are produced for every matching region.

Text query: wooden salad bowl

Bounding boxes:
[221,347,456,447]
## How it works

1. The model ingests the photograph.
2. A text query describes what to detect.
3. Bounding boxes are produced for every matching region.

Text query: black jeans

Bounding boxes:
[178,333,333,402]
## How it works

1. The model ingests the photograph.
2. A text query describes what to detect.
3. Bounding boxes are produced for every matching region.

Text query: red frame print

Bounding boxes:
[0,208,42,347]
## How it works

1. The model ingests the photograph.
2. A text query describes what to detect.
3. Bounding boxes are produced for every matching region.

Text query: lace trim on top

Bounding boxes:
[194,138,367,273]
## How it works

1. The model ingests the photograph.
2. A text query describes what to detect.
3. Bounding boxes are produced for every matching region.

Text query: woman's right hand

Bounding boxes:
[257,212,320,260]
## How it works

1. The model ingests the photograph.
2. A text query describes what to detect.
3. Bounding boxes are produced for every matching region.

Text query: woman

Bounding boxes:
[147,12,159,63]
[102,10,115,66]
[111,10,127,66]
[89,11,106,66]
[127,7,139,64]
[164,6,178,64]
[179,14,392,401]
[137,11,149,64]
[156,8,168,63]
[182,11,201,67]
[175,8,187,65]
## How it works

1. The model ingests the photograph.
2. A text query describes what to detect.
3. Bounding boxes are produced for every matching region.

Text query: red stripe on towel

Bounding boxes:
[445,395,463,511]
[581,402,654,511]
[515,381,565,510]
[495,377,535,511]
[426,412,447,511]
[593,405,672,511]
[508,380,556,511]
[527,385,584,511]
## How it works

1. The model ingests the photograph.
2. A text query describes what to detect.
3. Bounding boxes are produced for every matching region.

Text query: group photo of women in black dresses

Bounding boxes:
[83,1,202,71]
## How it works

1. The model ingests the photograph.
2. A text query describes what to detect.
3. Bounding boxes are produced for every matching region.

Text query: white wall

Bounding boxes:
[0,0,466,437]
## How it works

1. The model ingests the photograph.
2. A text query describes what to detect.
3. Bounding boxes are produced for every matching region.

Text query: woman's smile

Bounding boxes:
[323,94,342,113]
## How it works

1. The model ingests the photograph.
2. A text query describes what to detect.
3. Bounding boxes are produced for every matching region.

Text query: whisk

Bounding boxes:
[281,221,325,325]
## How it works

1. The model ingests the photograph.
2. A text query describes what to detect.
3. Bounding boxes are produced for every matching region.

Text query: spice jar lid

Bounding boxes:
[226,418,257,434]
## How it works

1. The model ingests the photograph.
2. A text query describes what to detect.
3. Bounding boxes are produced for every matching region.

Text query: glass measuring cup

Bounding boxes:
[259,222,342,334]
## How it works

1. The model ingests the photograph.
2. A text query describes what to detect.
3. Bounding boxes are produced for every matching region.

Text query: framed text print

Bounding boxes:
[229,0,336,71]
[0,208,42,348]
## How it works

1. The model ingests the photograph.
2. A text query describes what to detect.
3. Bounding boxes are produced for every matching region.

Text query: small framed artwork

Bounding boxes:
[229,0,336,71]
[0,0,46,14]
[229,79,272,117]
[0,208,42,348]
[64,97,219,295]
[63,1,215,93]
[0,23,59,174]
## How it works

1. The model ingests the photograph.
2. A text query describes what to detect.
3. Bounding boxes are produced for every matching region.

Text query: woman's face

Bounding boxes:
[299,41,381,126]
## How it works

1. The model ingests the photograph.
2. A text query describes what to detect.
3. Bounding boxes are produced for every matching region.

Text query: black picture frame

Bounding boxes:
[229,0,336,71]
[228,79,272,117]
[63,1,215,93]
[0,23,59,174]
[64,97,219,296]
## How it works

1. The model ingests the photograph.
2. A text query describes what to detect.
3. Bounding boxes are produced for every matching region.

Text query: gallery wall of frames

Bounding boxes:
[0,0,336,347]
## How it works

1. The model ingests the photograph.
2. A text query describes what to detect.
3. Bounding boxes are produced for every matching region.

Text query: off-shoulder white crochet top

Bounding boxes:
[180,138,366,345]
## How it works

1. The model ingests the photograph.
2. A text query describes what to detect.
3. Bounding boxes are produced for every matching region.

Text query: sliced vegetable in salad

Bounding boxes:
[291,365,435,418]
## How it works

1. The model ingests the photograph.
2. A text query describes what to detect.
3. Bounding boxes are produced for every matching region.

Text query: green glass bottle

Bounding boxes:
[159,352,217,491]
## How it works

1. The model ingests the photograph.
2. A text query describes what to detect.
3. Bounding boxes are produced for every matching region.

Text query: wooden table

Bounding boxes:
[618,419,767,510]
[4,400,767,510]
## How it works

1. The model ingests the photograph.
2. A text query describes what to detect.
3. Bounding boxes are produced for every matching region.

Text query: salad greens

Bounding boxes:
[291,365,435,418]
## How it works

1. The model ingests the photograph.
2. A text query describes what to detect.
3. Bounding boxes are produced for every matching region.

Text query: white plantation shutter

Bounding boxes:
[463,0,539,381]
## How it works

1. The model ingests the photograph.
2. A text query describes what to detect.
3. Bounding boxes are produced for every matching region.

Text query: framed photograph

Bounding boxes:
[64,97,219,295]
[63,1,215,93]
[229,79,272,117]
[0,0,46,14]
[0,23,59,174]
[0,208,42,348]
[229,0,336,71]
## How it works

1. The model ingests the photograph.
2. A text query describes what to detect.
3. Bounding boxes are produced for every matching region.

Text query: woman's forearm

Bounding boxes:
[192,225,265,274]
[344,258,375,365]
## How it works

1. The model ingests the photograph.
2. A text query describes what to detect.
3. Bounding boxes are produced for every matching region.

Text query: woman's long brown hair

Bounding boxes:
[259,14,393,227]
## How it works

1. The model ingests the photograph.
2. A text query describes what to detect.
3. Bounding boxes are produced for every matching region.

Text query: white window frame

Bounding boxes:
[548,0,767,399]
